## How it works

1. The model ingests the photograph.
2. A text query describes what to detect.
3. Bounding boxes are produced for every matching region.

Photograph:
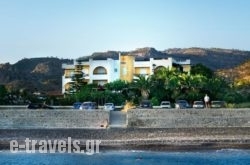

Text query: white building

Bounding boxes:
[62,54,190,94]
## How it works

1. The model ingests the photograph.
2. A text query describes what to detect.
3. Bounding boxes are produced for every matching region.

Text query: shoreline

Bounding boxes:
[1,127,250,151]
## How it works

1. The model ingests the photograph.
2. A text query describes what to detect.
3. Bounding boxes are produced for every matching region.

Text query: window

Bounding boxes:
[140,68,147,75]
[93,67,107,75]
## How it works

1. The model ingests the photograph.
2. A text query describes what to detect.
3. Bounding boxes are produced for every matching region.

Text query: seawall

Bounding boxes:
[1,108,250,150]
[0,109,109,129]
[1,109,250,129]
[128,108,250,128]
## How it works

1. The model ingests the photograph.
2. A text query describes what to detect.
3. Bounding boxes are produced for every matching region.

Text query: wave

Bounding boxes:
[216,148,250,153]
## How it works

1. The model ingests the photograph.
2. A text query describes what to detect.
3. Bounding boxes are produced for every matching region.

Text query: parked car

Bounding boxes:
[103,103,115,111]
[193,101,204,109]
[79,102,98,110]
[160,101,171,108]
[211,101,225,108]
[73,102,82,109]
[140,100,153,108]
[175,100,190,109]
[27,103,54,109]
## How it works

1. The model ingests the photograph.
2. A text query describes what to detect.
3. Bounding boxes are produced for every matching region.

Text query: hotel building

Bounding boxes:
[62,54,190,94]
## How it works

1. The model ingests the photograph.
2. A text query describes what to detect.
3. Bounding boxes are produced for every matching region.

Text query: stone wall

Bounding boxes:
[1,108,250,129]
[0,110,109,129]
[127,109,250,128]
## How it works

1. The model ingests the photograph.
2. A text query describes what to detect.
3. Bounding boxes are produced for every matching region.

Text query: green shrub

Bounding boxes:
[151,97,160,106]
[235,102,250,108]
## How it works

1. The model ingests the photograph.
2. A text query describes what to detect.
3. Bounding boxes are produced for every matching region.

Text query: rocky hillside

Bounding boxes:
[78,47,250,70]
[217,60,250,86]
[236,60,250,85]
[0,58,72,94]
[164,47,250,70]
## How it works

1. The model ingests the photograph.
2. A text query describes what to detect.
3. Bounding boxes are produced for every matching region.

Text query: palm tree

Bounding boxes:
[132,75,152,100]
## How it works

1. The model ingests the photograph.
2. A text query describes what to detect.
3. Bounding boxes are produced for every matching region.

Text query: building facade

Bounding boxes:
[62,54,190,94]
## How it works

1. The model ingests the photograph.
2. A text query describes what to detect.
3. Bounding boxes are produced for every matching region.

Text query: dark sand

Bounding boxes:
[1,127,250,151]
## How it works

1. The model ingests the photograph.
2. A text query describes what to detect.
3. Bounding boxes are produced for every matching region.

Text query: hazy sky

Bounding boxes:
[0,0,250,64]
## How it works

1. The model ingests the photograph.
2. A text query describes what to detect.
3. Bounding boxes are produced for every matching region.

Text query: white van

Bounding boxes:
[160,101,171,108]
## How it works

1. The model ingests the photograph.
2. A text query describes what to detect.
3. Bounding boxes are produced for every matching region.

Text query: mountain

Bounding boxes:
[78,47,250,70]
[0,58,72,94]
[164,47,250,70]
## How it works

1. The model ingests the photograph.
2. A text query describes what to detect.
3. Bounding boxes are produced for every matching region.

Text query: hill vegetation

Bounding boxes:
[217,60,250,86]
[0,57,72,94]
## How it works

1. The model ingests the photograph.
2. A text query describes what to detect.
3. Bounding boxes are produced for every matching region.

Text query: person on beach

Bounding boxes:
[204,94,210,108]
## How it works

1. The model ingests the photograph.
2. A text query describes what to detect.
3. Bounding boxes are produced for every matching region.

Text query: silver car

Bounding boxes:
[175,100,190,109]
[211,101,225,108]
[160,101,171,108]
[79,102,97,110]
[103,103,115,111]
[193,101,204,108]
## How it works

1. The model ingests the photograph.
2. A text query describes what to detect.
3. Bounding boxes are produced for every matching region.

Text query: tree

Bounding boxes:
[0,85,7,98]
[150,67,176,101]
[68,60,86,95]
[178,74,208,101]
[204,76,229,100]
[154,67,172,80]
[132,75,152,100]
[105,80,128,92]
[0,85,8,104]
[153,67,210,102]
[191,63,214,78]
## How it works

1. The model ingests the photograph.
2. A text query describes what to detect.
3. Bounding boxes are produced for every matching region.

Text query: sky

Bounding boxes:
[0,0,250,64]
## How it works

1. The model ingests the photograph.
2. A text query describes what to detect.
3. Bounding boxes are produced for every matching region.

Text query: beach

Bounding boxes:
[0,127,250,151]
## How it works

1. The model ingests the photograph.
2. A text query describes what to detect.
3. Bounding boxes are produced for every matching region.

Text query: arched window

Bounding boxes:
[93,66,107,75]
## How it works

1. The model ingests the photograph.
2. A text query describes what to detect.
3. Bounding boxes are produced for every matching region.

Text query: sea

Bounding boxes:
[0,149,250,165]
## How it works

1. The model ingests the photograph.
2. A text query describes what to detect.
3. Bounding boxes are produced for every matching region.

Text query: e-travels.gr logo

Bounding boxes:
[10,137,101,155]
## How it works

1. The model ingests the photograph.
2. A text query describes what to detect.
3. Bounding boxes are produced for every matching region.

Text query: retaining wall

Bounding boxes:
[127,108,250,128]
[1,108,250,129]
[0,110,109,129]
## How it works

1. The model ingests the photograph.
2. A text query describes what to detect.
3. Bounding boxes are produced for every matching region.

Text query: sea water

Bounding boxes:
[0,149,250,165]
